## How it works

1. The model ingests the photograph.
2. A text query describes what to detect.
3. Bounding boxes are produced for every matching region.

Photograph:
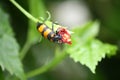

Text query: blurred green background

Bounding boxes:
[0,0,120,80]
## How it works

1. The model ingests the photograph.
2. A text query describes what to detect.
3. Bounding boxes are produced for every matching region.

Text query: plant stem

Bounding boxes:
[26,52,67,78]
[10,0,39,23]
[10,0,69,79]
[19,39,31,60]
[10,0,40,60]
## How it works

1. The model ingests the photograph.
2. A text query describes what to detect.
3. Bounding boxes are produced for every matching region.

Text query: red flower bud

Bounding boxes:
[57,27,72,45]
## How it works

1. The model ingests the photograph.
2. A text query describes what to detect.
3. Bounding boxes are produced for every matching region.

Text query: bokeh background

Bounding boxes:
[1,0,120,80]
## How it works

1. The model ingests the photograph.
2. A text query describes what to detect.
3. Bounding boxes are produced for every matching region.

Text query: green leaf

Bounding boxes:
[0,35,25,79]
[0,8,25,79]
[67,39,117,73]
[0,8,13,37]
[28,0,46,44]
[66,21,117,73]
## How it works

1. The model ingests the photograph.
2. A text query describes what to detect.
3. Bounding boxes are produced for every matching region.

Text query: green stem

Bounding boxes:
[19,39,31,60]
[10,0,39,60]
[10,0,69,79]
[26,52,67,78]
[10,0,39,23]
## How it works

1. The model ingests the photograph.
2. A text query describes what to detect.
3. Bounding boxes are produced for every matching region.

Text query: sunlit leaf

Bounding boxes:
[67,39,117,73]
[66,21,117,73]
[0,8,25,79]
